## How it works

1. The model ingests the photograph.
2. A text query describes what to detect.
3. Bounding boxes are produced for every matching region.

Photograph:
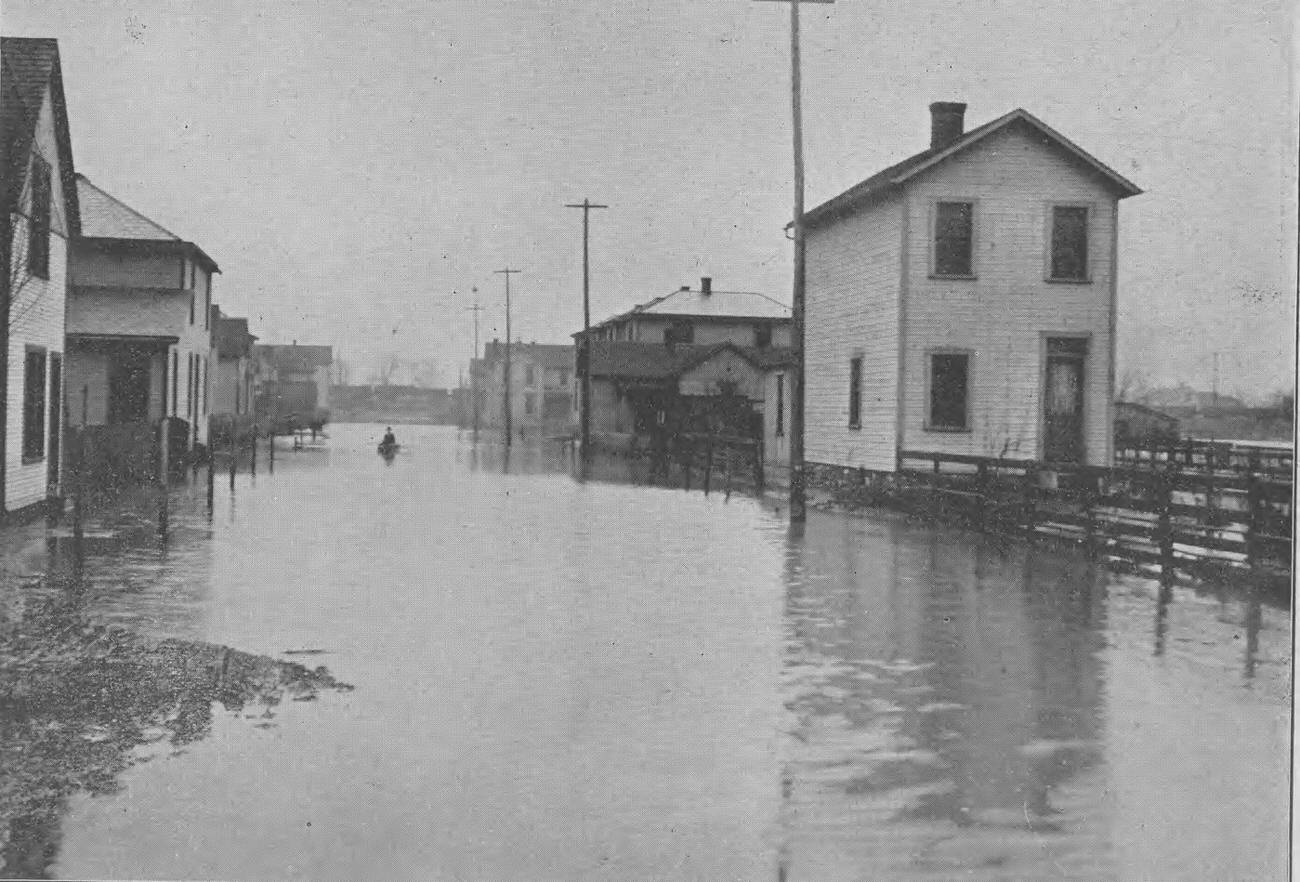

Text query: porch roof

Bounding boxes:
[588,341,795,380]
[68,332,177,348]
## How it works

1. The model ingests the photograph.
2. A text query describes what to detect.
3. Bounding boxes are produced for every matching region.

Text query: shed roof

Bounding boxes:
[1,37,80,234]
[801,108,1142,229]
[588,341,792,380]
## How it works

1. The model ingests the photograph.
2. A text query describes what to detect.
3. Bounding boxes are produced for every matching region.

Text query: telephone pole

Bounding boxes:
[565,198,608,460]
[756,0,833,523]
[466,293,484,436]
[494,268,521,447]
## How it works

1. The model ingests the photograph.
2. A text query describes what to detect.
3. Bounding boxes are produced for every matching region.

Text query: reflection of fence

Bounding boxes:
[895,448,1292,582]
[630,431,765,493]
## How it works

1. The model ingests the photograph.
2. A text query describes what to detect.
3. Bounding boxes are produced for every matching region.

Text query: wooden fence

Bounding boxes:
[897,443,1292,584]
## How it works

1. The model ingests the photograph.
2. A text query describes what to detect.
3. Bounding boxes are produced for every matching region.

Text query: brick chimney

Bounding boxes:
[929,102,967,149]
[700,276,712,296]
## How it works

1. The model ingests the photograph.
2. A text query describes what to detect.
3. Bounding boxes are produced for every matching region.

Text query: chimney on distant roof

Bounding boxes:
[929,102,967,149]
[700,277,712,296]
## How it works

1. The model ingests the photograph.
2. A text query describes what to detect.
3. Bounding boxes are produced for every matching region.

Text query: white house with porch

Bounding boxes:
[803,102,1141,475]
[65,175,220,478]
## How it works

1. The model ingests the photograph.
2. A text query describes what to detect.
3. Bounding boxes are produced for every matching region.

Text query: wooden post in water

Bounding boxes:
[1082,472,1098,553]
[269,429,275,473]
[158,417,170,485]
[976,461,989,530]
[206,419,215,510]
[753,438,765,494]
[250,426,258,475]
[1022,466,1037,540]
[229,427,237,490]
[703,436,714,496]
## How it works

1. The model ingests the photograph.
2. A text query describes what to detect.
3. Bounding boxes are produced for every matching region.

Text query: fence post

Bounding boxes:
[976,461,989,530]
[1245,453,1261,571]
[250,426,258,475]
[1023,466,1038,539]
[229,428,237,490]
[1157,470,1174,580]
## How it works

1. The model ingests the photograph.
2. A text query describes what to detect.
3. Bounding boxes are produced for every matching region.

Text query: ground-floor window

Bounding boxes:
[775,373,785,436]
[22,347,47,460]
[848,357,862,428]
[928,351,970,430]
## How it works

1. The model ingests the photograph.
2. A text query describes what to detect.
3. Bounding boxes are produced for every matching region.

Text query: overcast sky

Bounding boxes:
[7,0,1296,395]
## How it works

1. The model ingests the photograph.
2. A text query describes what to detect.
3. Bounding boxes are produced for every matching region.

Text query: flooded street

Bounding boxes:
[0,423,1290,881]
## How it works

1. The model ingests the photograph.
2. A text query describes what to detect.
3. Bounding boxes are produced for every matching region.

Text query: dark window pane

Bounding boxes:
[934,202,973,276]
[930,353,968,429]
[23,349,47,459]
[848,357,862,427]
[776,373,785,436]
[27,158,51,279]
[665,322,694,346]
[1051,206,1089,280]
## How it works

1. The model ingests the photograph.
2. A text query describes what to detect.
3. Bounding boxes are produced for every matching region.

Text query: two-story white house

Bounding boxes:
[803,102,1141,478]
[0,37,80,520]
[65,174,220,476]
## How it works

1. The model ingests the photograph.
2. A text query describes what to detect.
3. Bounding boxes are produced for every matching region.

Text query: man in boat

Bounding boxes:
[380,427,397,450]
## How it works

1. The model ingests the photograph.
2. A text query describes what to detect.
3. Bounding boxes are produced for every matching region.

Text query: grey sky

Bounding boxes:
[7,0,1295,396]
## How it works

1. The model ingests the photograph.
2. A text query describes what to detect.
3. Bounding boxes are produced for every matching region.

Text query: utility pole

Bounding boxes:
[756,0,833,523]
[466,293,484,436]
[494,268,521,447]
[565,198,608,460]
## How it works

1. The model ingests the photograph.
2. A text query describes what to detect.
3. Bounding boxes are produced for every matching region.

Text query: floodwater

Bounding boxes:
[0,423,1290,881]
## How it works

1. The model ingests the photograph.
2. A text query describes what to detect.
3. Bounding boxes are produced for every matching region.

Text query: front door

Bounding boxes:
[1043,338,1087,463]
[108,347,152,424]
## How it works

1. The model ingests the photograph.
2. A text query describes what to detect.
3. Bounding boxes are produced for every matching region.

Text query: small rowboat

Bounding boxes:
[377,442,400,458]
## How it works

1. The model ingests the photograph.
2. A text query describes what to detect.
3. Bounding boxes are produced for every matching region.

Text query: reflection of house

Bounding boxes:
[804,103,1140,474]
[253,343,332,432]
[587,341,795,469]
[66,174,220,475]
[210,310,257,441]
[1,38,80,518]
[475,341,575,436]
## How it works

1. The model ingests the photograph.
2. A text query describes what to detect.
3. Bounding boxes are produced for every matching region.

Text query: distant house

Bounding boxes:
[1114,401,1180,447]
[65,174,220,474]
[254,343,332,433]
[803,102,1141,476]
[474,341,575,437]
[210,310,257,441]
[0,37,80,519]
[574,278,791,448]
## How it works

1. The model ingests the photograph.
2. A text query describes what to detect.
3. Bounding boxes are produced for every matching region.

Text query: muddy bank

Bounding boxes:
[0,586,351,879]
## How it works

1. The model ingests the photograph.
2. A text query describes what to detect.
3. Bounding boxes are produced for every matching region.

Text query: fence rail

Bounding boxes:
[897,447,1292,583]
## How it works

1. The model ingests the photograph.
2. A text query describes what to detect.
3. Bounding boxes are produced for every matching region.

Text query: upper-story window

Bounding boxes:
[27,157,51,279]
[1050,205,1089,281]
[664,321,694,346]
[525,364,535,386]
[933,201,974,277]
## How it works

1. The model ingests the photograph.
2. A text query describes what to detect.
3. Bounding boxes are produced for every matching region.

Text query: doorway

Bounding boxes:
[1043,337,1087,463]
[108,347,153,424]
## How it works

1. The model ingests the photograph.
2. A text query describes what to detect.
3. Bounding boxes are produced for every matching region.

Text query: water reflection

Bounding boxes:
[778,514,1112,879]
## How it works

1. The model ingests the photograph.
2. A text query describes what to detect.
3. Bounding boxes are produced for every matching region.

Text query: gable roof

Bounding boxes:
[76,174,220,272]
[581,287,791,339]
[214,315,256,359]
[1,37,80,235]
[801,108,1142,229]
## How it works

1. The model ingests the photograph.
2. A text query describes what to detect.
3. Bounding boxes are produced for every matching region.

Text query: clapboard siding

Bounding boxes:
[901,123,1116,465]
[5,88,69,511]
[804,192,902,472]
